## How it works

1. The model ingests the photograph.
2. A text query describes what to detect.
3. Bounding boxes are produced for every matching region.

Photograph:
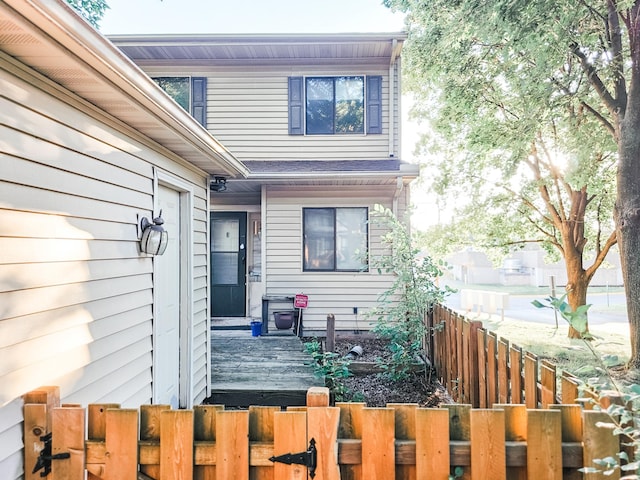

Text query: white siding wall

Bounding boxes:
[144,65,400,161]
[0,64,210,477]
[264,185,410,331]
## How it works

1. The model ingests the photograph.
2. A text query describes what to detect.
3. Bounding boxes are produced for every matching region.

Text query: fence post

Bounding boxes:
[194,404,223,479]
[527,410,562,479]
[487,332,498,406]
[23,387,60,480]
[326,314,335,353]
[509,345,523,404]
[494,404,527,480]
[469,321,482,408]
[307,406,341,480]
[361,408,395,479]
[307,387,330,407]
[540,360,557,407]
[216,410,249,480]
[582,410,621,480]
[51,406,85,480]
[336,402,364,479]
[273,410,307,479]
[104,409,138,480]
[139,404,170,479]
[470,409,506,480]
[524,352,539,409]
[416,408,450,478]
[425,308,435,365]
[388,403,418,479]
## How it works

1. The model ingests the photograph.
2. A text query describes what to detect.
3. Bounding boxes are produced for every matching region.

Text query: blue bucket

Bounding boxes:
[250,321,262,337]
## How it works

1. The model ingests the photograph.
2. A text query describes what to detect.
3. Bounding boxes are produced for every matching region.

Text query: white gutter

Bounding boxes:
[389,39,397,157]
[392,176,404,216]
[388,39,404,158]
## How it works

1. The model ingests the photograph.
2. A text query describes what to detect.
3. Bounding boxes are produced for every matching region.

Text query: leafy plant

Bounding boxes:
[449,466,464,480]
[368,204,453,380]
[533,295,640,478]
[303,340,352,401]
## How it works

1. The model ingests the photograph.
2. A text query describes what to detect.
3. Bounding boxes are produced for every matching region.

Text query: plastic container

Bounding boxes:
[250,321,262,337]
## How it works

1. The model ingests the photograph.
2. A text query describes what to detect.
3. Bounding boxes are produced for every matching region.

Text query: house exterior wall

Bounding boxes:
[262,184,410,331]
[142,64,402,161]
[0,61,210,477]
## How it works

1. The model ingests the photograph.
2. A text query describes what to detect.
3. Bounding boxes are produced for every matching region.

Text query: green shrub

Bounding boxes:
[304,340,352,401]
[368,204,453,380]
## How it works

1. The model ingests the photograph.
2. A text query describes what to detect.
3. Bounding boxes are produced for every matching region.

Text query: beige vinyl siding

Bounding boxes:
[142,65,397,161]
[264,185,405,331]
[208,69,391,160]
[0,61,210,475]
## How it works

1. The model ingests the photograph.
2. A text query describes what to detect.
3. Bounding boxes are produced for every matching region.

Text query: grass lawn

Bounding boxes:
[470,312,630,383]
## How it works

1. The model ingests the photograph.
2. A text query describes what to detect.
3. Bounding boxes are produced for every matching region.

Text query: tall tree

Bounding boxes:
[386,0,640,349]
[66,0,109,28]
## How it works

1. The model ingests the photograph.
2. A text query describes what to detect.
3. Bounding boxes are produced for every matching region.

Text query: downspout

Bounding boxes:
[392,176,404,217]
[389,39,398,157]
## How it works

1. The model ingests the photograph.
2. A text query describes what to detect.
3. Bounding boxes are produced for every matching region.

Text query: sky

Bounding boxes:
[100,0,407,35]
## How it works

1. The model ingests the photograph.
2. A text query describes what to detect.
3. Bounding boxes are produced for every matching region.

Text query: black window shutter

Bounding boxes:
[191,77,207,127]
[366,76,382,134]
[288,76,304,135]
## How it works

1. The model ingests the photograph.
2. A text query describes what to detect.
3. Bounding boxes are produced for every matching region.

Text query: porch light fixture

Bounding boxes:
[210,176,227,192]
[139,211,168,255]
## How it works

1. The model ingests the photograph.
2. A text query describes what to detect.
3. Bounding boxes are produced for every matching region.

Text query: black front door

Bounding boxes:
[211,212,247,316]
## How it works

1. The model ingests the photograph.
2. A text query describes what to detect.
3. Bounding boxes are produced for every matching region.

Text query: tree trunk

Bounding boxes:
[616,7,640,367]
[616,113,640,368]
[564,258,589,339]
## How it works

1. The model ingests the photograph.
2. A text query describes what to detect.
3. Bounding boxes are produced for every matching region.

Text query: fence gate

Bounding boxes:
[23,386,342,480]
[23,385,625,479]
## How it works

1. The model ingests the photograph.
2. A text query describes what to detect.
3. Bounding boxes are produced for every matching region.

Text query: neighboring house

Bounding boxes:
[445,245,623,288]
[0,1,247,477]
[111,33,419,331]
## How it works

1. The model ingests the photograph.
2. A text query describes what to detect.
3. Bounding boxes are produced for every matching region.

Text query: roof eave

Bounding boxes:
[1,0,248,178]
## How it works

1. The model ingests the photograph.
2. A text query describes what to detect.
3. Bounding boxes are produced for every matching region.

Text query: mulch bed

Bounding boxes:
[306,335,453,407]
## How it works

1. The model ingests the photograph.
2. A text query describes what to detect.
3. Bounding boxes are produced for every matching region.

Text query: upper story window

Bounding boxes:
[152,76,207,127]
[289,76,382,136]
[303,207,368,272]
[306,77,364,134]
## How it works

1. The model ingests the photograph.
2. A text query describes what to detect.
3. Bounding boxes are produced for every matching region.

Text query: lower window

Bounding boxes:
[303,207,368,272]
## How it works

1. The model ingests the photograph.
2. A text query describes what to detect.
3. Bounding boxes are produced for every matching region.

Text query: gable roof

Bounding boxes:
[108,33,407,67]
[0,0,248,178]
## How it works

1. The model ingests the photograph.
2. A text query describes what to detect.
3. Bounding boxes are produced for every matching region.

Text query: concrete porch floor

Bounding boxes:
[211,315,301,336]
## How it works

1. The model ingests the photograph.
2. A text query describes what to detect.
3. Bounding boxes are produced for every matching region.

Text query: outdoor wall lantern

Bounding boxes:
[210,176,227,192]
[139,211,168,255]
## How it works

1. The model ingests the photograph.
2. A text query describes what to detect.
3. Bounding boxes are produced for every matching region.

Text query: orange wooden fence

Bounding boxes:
[427,304,582,409]
[24,385,623,479]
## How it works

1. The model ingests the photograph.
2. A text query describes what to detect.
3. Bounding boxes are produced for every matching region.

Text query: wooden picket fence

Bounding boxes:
[24,385,624,479]
[427,304,582,408]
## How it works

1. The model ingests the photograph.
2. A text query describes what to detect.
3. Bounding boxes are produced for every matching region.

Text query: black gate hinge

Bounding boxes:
[269,437,317,478]
[32,432,71,477]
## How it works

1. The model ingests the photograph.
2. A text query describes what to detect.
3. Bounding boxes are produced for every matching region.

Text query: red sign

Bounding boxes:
[294,294,309,309]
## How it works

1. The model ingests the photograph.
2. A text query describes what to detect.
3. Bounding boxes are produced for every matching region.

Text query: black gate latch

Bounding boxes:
[33,432,71,477]
[269,437,317,478]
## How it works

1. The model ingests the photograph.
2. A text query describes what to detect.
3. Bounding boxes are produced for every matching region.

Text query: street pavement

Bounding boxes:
[444,287,628,326]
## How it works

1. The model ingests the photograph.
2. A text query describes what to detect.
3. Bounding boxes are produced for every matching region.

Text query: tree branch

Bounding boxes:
[570,43,622,118]
[585,230,617,280]
[580,101,617,138]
